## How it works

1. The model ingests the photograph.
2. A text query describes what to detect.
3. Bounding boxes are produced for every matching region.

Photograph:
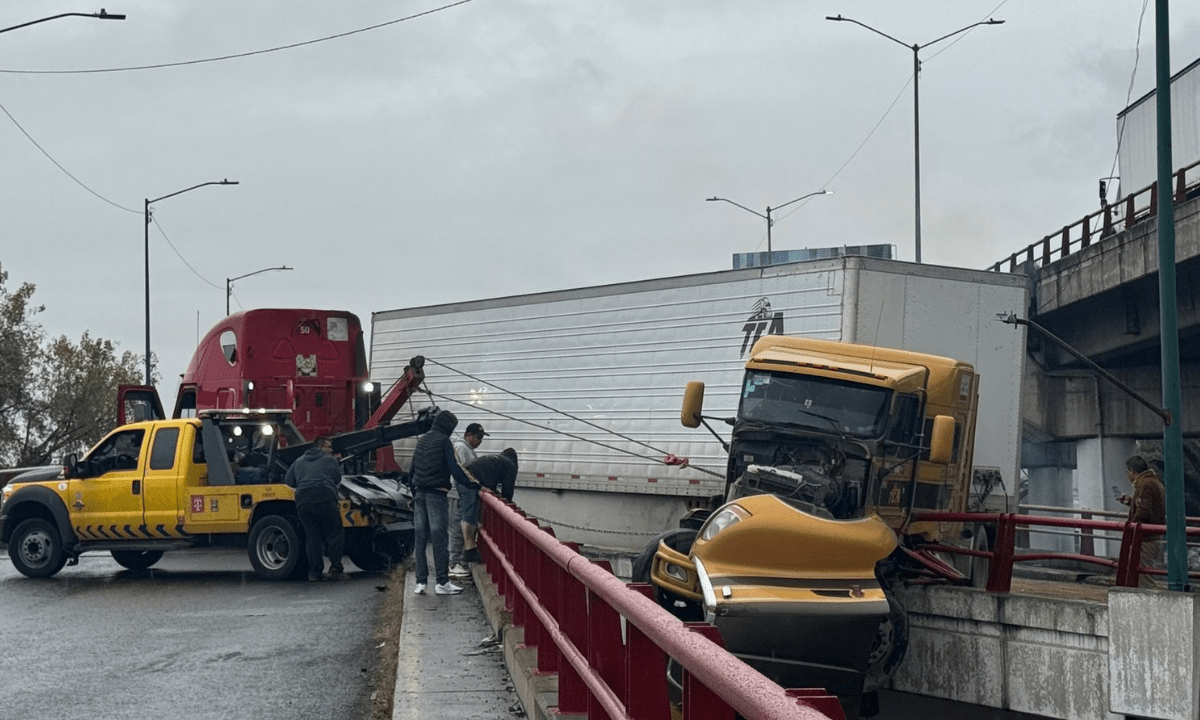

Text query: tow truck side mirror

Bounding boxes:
[929,415,955,465]
[681,381,705,428]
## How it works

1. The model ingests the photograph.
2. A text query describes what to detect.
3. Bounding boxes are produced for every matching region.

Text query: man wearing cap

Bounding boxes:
[448,422,487,576]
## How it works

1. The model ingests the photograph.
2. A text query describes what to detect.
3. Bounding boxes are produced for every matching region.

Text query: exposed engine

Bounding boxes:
[726,431,869,519]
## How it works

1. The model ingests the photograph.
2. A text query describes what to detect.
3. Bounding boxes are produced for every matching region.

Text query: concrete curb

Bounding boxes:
[473,563,586,720]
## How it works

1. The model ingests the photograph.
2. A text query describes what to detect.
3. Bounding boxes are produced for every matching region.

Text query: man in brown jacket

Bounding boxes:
[1118,454,1166,588]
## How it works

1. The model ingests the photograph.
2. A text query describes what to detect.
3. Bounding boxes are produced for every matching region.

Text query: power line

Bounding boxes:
[0,0,480,76]
[0,98,139,214]
[151,217,224,291]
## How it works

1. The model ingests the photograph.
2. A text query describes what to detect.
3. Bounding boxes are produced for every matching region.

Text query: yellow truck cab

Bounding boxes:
[1,408,426,580]
[637,335,979,714]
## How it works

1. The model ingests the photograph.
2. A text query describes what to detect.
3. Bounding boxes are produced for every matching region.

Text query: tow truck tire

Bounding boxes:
[9,518,68,579]
[248,514,306,581]
[111,550,164,571]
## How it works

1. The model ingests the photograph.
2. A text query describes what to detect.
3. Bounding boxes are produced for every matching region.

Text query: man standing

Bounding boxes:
[449,422,486,578]
[410,410,474,595]
[284,436,347,582]
[1118,454,1167,588]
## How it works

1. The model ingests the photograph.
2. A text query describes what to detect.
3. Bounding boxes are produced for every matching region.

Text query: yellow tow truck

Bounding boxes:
[1,408,432,579]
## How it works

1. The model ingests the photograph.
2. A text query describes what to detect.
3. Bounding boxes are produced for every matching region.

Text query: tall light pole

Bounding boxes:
[144,179,238,385]
[707,190,833,265]
[0,9,125,35]
[827,15,1003,264]
[227,266,292,316]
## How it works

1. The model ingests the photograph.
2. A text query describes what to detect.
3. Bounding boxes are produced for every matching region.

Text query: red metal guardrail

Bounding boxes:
[909,511,1200,592]
[989,158,1200,273]
[477,490,846,720]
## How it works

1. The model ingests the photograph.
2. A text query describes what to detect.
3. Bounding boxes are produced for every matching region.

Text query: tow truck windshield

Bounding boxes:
[738,369,891,439]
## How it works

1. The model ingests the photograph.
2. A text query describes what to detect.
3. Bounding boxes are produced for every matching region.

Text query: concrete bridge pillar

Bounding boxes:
[1073,437,1139,556]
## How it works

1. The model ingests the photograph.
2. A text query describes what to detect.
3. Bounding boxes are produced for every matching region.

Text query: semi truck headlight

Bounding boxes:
[699,504,749,542]
[664,563,689,583]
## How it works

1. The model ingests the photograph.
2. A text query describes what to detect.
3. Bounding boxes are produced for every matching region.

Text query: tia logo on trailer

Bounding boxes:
[740,298,784,357]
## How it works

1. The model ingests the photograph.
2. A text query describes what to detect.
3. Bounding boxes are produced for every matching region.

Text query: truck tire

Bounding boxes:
[111,550,164,571]
[632,528,702,621]
[248,514,306,581]
[863,589,909,692]
[348,531,412,573]
[9,518,68,579]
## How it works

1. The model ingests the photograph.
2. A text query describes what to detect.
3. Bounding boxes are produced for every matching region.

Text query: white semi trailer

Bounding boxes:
[370,256,1028,551]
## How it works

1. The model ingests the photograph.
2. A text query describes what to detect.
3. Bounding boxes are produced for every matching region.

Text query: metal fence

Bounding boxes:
[477,490,845,720]
[990,158,1200,273]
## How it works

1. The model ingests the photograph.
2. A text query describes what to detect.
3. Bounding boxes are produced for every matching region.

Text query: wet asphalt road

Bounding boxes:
[0,547,387,720]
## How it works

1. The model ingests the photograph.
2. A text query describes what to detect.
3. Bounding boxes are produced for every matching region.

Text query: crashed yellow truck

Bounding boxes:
[633,334,1014,713]
[0,407,433,579]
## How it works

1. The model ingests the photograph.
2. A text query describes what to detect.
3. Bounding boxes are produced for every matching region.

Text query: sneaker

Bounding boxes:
[413,583,427,595]
[328,568,350,581]
[435,581,464,595]
[449,564,470,578]
[463,548,483,563]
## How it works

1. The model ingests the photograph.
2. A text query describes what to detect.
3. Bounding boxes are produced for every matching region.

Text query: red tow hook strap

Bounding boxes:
[663,454,690,467]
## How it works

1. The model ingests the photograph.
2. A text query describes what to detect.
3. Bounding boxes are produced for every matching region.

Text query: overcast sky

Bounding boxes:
[3,1,1200,410]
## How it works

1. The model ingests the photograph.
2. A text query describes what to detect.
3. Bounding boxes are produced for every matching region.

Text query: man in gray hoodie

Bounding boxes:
[284,436,347,582]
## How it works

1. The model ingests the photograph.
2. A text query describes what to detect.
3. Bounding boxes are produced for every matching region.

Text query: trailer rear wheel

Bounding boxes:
[248,514,306,580]
[9,518,67,578]
[111,550,164,571]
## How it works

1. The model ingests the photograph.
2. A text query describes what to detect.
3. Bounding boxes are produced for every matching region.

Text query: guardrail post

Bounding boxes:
[1080,215,1091,249]
[535,540,561,673]
[1043,233,1053,265]
[587,570,624,720]
[557,552,589,715]
[1102,203,1114,237]
[1078,510,1095,556]
[987,513,1015,593]
[1125,194,1136,229]
[682,623,736,720]
[1149,182,1158,217]
[1177,167,1188,204]
[626,584,671,720]
[787,689,847,720]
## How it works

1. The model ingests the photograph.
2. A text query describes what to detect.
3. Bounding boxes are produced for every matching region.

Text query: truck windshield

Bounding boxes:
[738,369,891,438]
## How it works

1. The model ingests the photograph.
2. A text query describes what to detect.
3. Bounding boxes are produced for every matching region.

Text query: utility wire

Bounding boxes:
[0,0,480,76]
[425,359,725,478]
[1106,0,1152,204]
[0,98,139,214]
[151,217,224,291]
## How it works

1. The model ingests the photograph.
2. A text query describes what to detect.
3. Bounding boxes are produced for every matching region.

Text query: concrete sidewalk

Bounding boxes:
[392,553,521,720]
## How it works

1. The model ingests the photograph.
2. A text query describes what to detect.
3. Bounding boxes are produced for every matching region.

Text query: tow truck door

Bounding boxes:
[118,385,166,425]
[68,426,150,540]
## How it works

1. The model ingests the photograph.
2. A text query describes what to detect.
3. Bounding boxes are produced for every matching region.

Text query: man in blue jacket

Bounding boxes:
[284,436,347,582]
[409,410,474,595]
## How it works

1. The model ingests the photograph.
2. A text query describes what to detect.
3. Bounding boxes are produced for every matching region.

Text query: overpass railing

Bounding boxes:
[477,490,845,720]
[909,509,1200,593]
[989,158,1200,273]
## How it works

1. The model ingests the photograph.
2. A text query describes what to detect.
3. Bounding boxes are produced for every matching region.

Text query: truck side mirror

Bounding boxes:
[929,415,955,464]
[62,453,79,478]
[681,381,705,428]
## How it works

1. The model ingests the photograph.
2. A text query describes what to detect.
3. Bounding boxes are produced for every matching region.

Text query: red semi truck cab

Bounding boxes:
[174,309,370,440]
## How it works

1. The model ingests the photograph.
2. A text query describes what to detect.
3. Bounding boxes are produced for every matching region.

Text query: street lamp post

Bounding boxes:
[226,266,293,316]
[0,9,125,35]
[827,15,1003,264]
[144,179,239,385]
[707,190,833,265]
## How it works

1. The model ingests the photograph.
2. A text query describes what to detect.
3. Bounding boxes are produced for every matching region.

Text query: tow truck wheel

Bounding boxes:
[111,550,164,571]
[9,518,68,578]
[248,514,306,580]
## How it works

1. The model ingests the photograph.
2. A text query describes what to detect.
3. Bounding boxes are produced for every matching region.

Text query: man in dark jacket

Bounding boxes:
[284,436,346,582]
[467,448,518,502]
[409,410,474,595]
